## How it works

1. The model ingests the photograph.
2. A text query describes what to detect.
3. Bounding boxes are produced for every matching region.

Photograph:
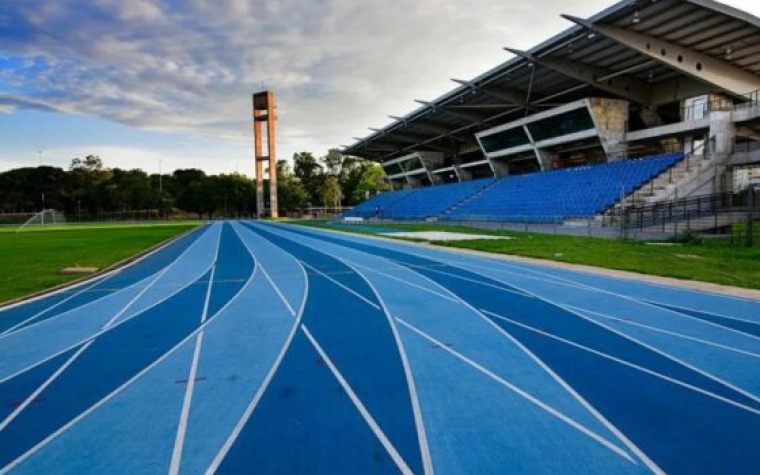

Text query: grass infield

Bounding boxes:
[0,222,201,303]
[293,220,760,290]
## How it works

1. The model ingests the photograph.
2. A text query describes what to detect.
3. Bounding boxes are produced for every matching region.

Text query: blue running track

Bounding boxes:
[0,221,758,474]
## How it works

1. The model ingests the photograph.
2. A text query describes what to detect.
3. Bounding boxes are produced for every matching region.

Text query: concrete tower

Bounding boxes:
[252,91,278,218]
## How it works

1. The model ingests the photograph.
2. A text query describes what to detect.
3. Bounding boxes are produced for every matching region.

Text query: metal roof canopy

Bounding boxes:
[344,0,760,163]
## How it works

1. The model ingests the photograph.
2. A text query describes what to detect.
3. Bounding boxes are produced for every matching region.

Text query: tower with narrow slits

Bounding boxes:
[252,91,278,218]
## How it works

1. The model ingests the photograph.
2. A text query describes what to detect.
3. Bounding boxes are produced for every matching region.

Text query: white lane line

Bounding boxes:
[445,260,760,407]
[0,225,203,317]
[0,224,216,343]
[0,305,219,475]
[204,255,308,475]
[299,260,381,310]
[0,224,255,475]
[409,264,530,296]
[169,259,218,475]
[414,259,659,472]
[362,252,659,470]
[349,262,460,303]
[564,305,760,359]
[232,223,296,317]
[466,260,760,343]
[0,341,89,432]
[641,300,760,326]
[395,317,634,463]
[302,324,414,475]
[0,261,177,431]
[339,257,434,475]
[558,302,760,407]
[0,226,223,384]
[482,309,760,416]
[169,331,205,475]
[1,278,107,336]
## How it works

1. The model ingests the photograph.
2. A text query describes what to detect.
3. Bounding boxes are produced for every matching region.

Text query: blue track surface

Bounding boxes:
[0,221,758,474]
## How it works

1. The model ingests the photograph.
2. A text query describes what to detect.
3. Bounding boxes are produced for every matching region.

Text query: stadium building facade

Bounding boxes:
[344,0,760,210]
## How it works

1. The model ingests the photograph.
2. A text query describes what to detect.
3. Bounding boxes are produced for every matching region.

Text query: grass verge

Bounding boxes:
[292,220,760,290]
[0,222,201,303]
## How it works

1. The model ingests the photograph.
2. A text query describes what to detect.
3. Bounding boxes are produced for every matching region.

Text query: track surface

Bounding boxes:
[0,221,758,474]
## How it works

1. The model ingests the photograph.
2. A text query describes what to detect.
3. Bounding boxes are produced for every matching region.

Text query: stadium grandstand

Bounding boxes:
[343,0,760,229]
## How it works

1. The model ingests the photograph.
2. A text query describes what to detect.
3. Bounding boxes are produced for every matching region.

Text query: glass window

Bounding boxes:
[401,157,424,172]
[480,127,531,153]
[527,107,595,142]
[383,162,403,175]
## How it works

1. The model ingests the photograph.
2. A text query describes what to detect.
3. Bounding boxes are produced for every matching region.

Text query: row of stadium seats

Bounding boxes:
[346,178,494,219]
[345,153,684,222]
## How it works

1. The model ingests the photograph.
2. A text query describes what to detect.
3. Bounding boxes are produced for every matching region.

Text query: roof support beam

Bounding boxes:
[451,79,525,105]
[414,99,485,122]
[370,128,455,153]
[563,15,760,98]
[505,47,652,105]
[388,115,467,141]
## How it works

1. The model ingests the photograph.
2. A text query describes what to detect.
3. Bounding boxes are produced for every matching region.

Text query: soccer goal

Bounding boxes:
[15,209,66,232]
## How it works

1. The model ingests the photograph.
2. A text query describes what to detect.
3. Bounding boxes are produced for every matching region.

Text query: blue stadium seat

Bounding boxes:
[346,153,683,223]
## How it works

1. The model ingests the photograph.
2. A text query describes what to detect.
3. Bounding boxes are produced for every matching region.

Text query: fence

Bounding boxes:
[617,188,760,245]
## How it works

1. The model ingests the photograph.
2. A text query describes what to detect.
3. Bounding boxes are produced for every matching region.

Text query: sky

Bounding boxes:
[1,0,759,175]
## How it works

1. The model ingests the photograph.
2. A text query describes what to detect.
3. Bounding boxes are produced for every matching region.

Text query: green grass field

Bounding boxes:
[0,222,201,303]
[294,220,760,290]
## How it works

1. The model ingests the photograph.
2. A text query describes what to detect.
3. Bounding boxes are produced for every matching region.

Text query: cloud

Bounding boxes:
[1,0,759,161]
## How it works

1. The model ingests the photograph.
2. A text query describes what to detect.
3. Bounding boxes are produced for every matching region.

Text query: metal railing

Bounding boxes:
[618,188,759,243]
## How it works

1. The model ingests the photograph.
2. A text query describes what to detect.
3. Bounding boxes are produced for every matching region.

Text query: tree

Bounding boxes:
[173,169,207,218]
[320,176,342,211]
[293,152,323,204]
[351,164,389,204]
[321,148,344,177]
[276,160,309,214]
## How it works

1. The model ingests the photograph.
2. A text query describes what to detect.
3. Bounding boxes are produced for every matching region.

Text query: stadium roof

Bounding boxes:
[344,0,760,162]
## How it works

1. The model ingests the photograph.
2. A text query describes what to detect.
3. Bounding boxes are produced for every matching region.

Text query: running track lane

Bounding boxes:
[0,220,758,474]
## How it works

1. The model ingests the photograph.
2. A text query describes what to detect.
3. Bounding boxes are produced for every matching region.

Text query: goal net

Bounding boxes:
[15,209,66,232]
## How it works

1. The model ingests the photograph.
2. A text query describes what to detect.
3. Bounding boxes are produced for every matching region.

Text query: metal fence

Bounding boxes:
[617,188,760,245]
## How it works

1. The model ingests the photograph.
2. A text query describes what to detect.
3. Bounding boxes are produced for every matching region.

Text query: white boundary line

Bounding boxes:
[349,262,463,303]
[483,309,760,416]
[279,225,658,472]
[0,224,256,475]
[302,324,414,475]
[395,317,634,464]
[338,256,434,475]
[454,258,760,342]
[640,300,760,326]
[0,224,216,342]
[418,253,760,403]
[203,225,308,474]
[0,224,204,314]
[232,223,297,317]
[298,260,381,310]
[0,259,178,431]
[378,254,658,471]
[565,305,760,359]
[169,228,222,475]
[408,264,531,296]
[1,278,107,337]
[287,221,760,302]
[169,331,205,475]
[0,225,223,385]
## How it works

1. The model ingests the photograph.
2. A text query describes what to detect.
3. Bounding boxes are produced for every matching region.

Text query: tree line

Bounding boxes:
[0,149,388,219]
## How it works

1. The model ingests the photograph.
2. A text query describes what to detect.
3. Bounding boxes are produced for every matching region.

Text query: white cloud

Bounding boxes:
[1,0,759,167]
